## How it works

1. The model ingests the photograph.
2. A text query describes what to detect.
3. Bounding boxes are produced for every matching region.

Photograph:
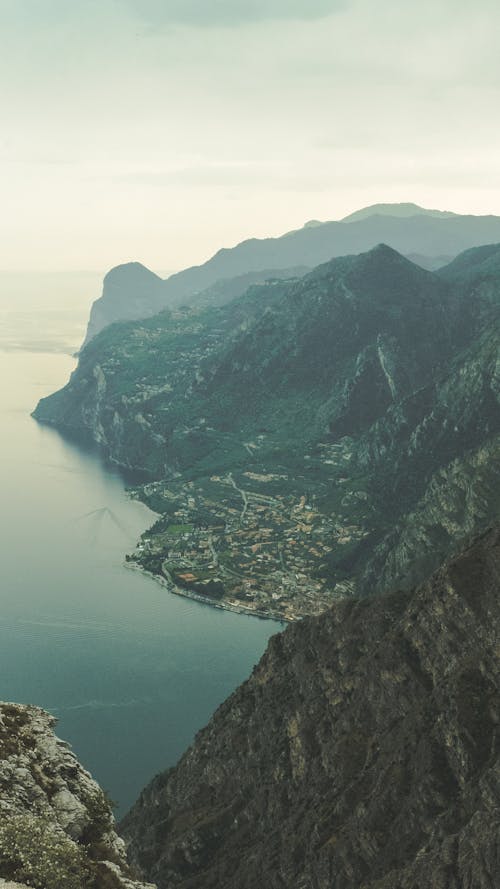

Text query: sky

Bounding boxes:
[1,0,500,273]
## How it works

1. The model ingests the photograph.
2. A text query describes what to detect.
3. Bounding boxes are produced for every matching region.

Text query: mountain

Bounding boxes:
[83,262,166,347]
[341,201,459,223]
[120,525,500,889]
[82,205,500,345]
[82,264,310,349]
[0,702,154,889]
[171,265,311,310]
[33,243,500,620]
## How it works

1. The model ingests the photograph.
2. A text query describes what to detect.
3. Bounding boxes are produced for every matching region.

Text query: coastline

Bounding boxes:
[124,561,292,625]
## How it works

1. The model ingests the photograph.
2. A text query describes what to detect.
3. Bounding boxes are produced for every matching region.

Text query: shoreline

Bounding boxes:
[124,561,292,625]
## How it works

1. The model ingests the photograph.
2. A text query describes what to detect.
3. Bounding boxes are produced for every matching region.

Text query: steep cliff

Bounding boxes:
[121,526,500,889]
[0,703,155,889]
[83,264,166,349]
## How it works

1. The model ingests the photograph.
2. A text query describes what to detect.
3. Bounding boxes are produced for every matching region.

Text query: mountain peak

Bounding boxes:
[358,241,431,271]
[306,243,443,304]
[353,242,439,290]
[346,242,425,275]
[341,202,458,223]
[369,241,401,256]
[103,262,162,287]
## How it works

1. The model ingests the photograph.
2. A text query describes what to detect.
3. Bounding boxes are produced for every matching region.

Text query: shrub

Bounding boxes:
[0,814,93,888]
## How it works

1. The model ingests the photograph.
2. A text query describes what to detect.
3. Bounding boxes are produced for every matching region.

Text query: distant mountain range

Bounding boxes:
[34,241,500,618]
[340,201,459,223]
[82,202,500,346]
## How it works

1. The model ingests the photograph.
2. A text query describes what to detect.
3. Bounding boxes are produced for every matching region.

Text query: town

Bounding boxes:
[128,440,372,621]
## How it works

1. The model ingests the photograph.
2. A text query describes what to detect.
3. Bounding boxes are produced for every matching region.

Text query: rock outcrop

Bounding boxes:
[0,703,155,889]
[121,526,500,889]
[82,263,167,349]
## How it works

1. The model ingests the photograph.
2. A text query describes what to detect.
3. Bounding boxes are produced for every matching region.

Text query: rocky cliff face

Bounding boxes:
[121,526,500,889]
[351,316,500,594]
[82,263,167,349]
[0,703,155,889]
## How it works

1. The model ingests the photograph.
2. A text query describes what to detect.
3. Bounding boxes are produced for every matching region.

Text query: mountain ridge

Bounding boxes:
[81,205,500,345]
[340,201,459,222]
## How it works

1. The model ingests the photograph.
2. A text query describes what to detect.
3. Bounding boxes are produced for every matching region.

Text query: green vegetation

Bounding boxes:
[0,814,92,889]
[166,523,194,536]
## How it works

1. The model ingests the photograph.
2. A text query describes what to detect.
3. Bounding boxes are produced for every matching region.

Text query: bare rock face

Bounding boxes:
[121,527,500,889]
[0,703,155,889]
[82,263,166,349]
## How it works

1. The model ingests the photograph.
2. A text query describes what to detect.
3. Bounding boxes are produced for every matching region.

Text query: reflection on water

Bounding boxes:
[0,287,281,815]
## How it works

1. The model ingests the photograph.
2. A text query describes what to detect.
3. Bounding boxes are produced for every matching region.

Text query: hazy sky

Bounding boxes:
[1,0,500,272]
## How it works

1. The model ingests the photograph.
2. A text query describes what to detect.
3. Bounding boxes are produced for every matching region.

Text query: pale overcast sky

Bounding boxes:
[1,0,499,271]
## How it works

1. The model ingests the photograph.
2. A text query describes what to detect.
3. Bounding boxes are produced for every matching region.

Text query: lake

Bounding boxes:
[0,272,282,815]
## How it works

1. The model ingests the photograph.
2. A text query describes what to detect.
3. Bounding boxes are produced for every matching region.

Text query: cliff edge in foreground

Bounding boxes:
[121,527,500,889]
[0,703,155,889]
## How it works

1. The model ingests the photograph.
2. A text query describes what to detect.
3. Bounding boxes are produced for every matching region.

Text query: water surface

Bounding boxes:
[0,277,281,814]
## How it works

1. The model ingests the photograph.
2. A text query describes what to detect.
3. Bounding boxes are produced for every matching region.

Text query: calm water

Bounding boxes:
[0,274,281,815]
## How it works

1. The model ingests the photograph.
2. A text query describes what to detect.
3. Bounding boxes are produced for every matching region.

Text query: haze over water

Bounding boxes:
[0,273,281,815]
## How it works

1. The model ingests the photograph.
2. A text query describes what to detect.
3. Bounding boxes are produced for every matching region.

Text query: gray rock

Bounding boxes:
[121,526,500,889]
[0,703,156,888]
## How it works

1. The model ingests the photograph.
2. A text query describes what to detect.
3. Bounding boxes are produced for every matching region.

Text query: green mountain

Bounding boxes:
[82,205,500,345]
[34,243,500,620]
[120,525,500,889]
